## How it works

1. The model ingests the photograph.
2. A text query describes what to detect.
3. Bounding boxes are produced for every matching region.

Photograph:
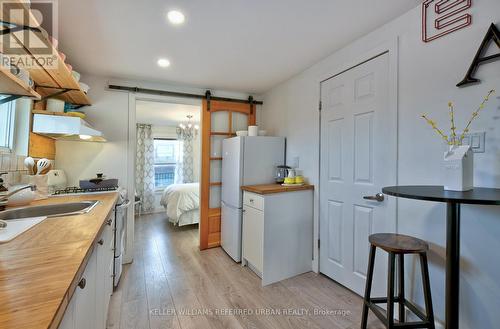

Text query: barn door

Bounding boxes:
[199,98,256,250]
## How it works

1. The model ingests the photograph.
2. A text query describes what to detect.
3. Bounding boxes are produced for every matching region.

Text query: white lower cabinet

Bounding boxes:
[96,215,114,329]
[242,190,313,286]
[242,205,264,274]
[74,249,97,329]
[58,212,115,329]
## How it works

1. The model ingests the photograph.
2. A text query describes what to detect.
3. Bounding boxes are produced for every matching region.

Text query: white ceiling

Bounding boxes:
[58,0,418,94]
[136,100,200,126]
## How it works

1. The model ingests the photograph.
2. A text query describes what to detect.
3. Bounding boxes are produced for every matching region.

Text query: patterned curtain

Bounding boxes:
[175,130,195,184]
[136,124,155,213]
[174,139,184,184]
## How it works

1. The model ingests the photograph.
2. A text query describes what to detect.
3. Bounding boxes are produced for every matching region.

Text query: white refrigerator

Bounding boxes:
[221,136,285,262]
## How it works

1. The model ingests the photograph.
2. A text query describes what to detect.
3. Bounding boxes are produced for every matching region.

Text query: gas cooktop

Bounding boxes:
[53,186,118,195]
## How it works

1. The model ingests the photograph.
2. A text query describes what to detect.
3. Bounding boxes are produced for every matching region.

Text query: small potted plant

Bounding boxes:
[421,89,495,191]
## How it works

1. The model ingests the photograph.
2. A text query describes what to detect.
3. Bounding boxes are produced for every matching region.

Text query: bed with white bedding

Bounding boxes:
[160,183,200,226]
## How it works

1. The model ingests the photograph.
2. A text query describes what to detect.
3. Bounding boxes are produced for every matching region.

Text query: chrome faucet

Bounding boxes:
[0,185,37,211]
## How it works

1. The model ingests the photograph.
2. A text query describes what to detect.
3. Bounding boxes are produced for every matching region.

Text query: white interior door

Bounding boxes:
[319,52,396,296]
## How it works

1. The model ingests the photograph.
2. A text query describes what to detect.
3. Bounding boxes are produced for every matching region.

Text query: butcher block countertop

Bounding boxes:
[241,183,314,195]
[0,192,119,329]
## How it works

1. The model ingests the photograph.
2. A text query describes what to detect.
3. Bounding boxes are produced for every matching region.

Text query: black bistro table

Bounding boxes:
[382,185,500,329]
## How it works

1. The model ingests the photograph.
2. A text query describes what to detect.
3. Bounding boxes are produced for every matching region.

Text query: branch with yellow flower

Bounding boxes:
[458,89,495,144]
[448,101,457,144]
[421,114,451,144]
[421,89,496,146]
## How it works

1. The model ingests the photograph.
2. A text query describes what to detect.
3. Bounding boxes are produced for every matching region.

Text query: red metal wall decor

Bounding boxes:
[422,0,472,43]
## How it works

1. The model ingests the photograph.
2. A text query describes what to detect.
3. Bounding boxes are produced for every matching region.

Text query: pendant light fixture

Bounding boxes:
[177,115,199,138]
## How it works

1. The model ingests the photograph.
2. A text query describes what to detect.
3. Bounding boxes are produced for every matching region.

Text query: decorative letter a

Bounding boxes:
[457,23,500,87]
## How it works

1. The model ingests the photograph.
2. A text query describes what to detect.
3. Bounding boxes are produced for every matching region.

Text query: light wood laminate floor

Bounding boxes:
[107,213,384,329]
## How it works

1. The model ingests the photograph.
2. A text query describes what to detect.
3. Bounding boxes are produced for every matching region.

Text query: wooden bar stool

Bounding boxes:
[361,233,435,329]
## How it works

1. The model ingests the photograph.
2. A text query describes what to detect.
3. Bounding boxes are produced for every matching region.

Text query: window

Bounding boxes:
[0,98,16,153]
[154,139,179,189]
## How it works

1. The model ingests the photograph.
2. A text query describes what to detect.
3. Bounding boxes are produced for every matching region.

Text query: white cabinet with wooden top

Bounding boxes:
[241,184,314,286]
[58,247,97,329]
[58,210,115,329]
[95,209,115,329]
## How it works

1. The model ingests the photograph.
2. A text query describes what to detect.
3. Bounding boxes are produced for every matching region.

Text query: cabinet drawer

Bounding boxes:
[243,192,264,211]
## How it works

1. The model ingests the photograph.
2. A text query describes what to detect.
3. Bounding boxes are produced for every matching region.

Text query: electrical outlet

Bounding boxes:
[461,131,485,153]
[291,156,300,169]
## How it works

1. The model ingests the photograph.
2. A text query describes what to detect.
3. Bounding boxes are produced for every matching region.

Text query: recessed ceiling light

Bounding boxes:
[167,10,185,25]
[157,58,170,68]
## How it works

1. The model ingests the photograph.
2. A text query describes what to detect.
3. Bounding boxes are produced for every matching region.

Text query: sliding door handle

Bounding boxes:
[363,193,385,202]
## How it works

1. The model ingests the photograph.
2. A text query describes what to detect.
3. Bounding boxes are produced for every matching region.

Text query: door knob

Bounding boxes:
[78,278,86,289]
[363,193,385,202]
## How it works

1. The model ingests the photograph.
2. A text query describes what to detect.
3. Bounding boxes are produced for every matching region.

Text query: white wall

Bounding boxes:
[261,2,500,328]
[151,125,178,139]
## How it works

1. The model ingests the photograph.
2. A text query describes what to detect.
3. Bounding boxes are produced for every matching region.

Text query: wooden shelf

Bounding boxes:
[0,1,91,106]
[0,66,40,99]
[36,87,91,106]
[209,182,222,187]
[210,157,223,161]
